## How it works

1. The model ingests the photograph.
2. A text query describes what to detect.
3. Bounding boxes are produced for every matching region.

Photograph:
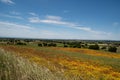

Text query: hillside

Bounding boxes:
[0,45,120,80]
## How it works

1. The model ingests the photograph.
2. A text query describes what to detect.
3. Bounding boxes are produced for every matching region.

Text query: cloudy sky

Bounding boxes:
[0,0,120,40]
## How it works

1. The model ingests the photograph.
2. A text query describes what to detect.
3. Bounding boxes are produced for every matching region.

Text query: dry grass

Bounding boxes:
[0,49,66,80]
[0,45,120,80]
[52,47,120,58]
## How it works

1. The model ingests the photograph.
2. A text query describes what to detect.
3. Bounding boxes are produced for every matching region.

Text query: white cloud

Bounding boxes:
[29,17,41,23]
[10,11,20,15]
[0,21,67,39]
[28,15,111,36]
[75,26,110,34]
[73,26,91,31]
[0,14,23,19]
[29,12,38,16]
[0,0,15,5]
[0,21,113,40]
[0,21,38,38]
[29,17,68,25]
[0,21,33,30]
[29,16,75,26]
[46,15,62,21]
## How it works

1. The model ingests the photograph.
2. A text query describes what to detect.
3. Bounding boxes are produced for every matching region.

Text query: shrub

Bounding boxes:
[38,43,42,47]
[48,43,57,47]
[43,43,47,47]
[108,46,117,52]
[64,44,68,47]
[76,44,81,48]
[101,46,107,50]
[89,44,99,50]
[16,42,26,45]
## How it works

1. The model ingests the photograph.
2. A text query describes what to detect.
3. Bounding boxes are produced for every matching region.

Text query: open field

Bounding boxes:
[0,48,61,80]
[1,0,120,79]
[0,44,120,80]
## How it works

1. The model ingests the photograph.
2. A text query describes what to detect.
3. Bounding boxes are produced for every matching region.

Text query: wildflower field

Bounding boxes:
[0,45,120,80]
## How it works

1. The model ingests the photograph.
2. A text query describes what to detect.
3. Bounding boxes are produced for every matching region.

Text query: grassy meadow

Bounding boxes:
[0,44,120,80]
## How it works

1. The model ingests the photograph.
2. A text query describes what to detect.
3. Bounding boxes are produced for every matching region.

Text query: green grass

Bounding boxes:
[11,45,120,72]
[33,47,120,72]
[1,44,120,72]
[0,45,120,80]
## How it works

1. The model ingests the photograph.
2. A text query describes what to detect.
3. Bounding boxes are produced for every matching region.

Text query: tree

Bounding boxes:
[108,46,117,52]
[43,43,47,47]
[89,44,99,50]
[64,44,68,47]
[48,43,57,47]
[101,46,107,50]
[85,43,88,47]
[52,43,57,47]
[38,43,42,47]
[16,42,26,45]
[76,44,81,48]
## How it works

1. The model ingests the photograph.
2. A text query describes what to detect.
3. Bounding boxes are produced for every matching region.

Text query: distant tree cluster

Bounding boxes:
[16,42,27,45]
[63,42,82,48]
[48,43,57,47]
[88,44,117,53]
[0,38,119,53]
[38,43,42,47]
[101,46,107,50]
[89,44,99,50]
[64,44,68,47]
[108,46,117,52]
[38,43,57,47]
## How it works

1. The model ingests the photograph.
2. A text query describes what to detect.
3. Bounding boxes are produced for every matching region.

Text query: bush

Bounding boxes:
[38,43,42,47]
[64,44,68,47]
[16,42,26,45]
[43,43,47,46]
[101,46,107,50]
[89,44,99,50]
[48,43,57,47]
[108,46,117,52]
[76,44,81,48]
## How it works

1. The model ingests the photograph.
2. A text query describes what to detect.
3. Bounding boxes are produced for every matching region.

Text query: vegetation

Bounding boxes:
[89,44,99,50]
[108,46,117,52]
[0,45,120,80]
[16,42,27,45]
[0,49,64,80]
[38,43,42,47]
[0,38,120,53]
[101,46,107,50]
[0,38,120,80]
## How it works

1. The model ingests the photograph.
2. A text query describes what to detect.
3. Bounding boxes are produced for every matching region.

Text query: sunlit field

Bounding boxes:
[0,45,120,80]
[1,0,120,80]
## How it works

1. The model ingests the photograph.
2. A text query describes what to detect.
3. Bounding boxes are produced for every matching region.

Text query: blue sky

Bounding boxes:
[0,0,120,40]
